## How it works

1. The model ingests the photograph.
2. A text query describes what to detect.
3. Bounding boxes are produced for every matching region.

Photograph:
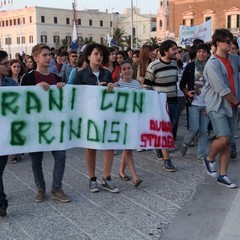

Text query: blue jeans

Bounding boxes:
[30,150,66,192]
[168,102,178,130]
[0,155,8,206]
[182,105,209,159]
[173,97,186,139]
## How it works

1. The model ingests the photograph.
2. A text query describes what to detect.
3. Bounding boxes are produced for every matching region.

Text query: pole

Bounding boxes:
[131,0,133,49]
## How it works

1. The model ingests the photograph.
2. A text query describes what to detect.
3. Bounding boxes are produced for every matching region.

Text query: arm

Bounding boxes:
[68,67,77,84]
[143,62,154,90]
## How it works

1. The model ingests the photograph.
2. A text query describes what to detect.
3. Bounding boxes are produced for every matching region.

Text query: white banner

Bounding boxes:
[0,85,174,155]
[179,19,212,45]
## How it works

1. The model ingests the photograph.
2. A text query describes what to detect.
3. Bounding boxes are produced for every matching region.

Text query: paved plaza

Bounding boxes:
[1,114,240,240]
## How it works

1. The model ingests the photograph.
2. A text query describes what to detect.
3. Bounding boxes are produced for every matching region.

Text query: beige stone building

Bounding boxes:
[0,6,158,58]
[118,8,157,47]
[0,6,119,58]
[157,0,240,41]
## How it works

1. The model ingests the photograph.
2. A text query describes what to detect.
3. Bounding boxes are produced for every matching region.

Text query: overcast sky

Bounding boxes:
[2,0,160,14]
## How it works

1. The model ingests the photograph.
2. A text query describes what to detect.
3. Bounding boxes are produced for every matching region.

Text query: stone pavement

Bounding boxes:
[1,115,240,240]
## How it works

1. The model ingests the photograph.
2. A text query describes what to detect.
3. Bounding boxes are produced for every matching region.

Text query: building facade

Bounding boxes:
[0,6,158,58]
[117,8,157,47]
[156,0,240,40]
[0,6,119,58]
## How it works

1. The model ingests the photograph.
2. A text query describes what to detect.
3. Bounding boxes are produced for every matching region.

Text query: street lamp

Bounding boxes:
[131,0,133,49]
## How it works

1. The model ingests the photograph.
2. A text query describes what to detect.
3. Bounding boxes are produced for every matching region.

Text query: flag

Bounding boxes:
[71,21,78,51]
[107,33,116,47]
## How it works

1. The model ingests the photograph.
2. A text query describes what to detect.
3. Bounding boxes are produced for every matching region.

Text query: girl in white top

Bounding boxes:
[116,60,142,187]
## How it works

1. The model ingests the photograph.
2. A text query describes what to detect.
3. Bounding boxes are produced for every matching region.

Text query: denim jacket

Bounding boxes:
[203,53,240,117]
[67,65,112,86]
[0,76,18,86]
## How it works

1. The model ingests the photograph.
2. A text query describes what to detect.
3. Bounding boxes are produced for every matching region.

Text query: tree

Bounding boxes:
[146,36,161,45]
[112,27,126,49]
[124,35,141,49]
[61,38,69,49]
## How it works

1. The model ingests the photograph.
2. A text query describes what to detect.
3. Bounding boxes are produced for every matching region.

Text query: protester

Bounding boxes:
[138,44,154,86]
[60,50,77,83]
[68,43,119,193]
[8,59,26,164]
[144,40,178,172]
[102,47,120,83]
[0,50,18,217]
[68,53,87,83]
[26,55,37,72]
[179,43,210,162]
[21,43,71,202]
[115,60,142,187]
[203,29,240,188]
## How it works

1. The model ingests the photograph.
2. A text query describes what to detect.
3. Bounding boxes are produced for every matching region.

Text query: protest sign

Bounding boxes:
[0,85,174,155]
[179,19,212,45]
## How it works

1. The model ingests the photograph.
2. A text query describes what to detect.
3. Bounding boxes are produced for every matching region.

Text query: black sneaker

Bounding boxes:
[89,180,100,193]
[163,159,176,172]
[0,204,7,217]
[179,145,188,157]
[101,176,119,193]
[217,176,237,188]
[230,150,237,159]
[203,157,217,177]
[153,149,164,160]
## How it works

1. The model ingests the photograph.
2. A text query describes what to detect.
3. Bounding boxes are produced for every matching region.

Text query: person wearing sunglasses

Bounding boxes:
[60,50,78,83]
[203,29,240,188]
[0,50,19,217]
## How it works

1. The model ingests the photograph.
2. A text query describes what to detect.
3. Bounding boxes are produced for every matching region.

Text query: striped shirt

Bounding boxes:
[144,59,178,99]
[116,79,142,90]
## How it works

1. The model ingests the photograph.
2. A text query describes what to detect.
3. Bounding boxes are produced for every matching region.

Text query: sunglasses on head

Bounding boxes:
[222,38,232,44]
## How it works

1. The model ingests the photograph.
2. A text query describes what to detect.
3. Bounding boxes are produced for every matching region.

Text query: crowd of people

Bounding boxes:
[0,28,240,218]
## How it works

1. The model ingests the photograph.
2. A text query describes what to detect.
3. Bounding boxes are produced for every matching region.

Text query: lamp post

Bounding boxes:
[131,0,133,49]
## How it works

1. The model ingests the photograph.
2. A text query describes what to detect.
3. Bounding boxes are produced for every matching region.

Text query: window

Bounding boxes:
[205,16,211,22]
[110,21,112,28]
[6,20,8,27]
[225,7,240,29]
[10,20,12,26]
[23,17,25,24]
[14,19,16,25]
[66,36,71,43]
[41,35,47,43]
[227,15,231,28]
[22,36,25,44]
[17,37,20,44]
[100,20,103,27]
[5,37,11,45]
[29,16,32,23]
[78,19,81,25]
[29,35,33,43]
[159,20,163,28]
[66,18,70,24]
[182,11,194,26]
[89,19,92,26]
[2,21,4,27]
[237,14,240,28]
[41,16,45,23]
[17,18,20,25]
[100,37,104,44]
[54,17,58,24]
[53,35,60,43]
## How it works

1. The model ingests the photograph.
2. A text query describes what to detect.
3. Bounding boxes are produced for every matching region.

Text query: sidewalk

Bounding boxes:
[1,117,239,240]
